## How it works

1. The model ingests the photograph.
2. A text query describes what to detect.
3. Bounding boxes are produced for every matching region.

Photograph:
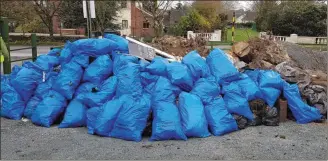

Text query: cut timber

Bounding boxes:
[232,42,250,57]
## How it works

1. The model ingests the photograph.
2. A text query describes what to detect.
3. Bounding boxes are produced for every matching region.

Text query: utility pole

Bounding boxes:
[232,11,235,43]
[86,0,91,38]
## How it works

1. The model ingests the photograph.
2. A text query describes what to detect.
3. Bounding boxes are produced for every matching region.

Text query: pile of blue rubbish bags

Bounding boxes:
[1,34,323,142]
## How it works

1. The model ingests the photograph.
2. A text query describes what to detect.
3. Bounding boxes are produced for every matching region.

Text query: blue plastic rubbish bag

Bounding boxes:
[112,53,139,75]
[110,94,151,141]
[150,101,187,141]
[166,62,194,91]
[104,33,128,53]
[82,76,118,107]
[35,55,59,71]
[35,72,58,99]
[74,82,97,100]
[258,70,284,107]
[244,69,260,85]
[206,48,240,84]
[31,90,67,127]
[146,56,169,76]
[204,96,239,136]
[0,75,9,97]
[72,38,118,57]
[47,48,61,56]
[116,62,143,97]
[151,76,181,103]
[10,65,22,81]
[86,107,102,135]
[1,76,25,120]
[144,82,157,94]
[259,70,284,90]
[59,99,88,128]
[178,92,210,138]
[234,74,261,101]
[83,55,112,84]
[283,83,321,124]
[93,98,123,137]
[222,82,254,120]
[71,54,89,68]
[59,41,75,65]
[139,59,150,72]
[140,72,159,87]
[190,76,220,105]
[24,96,41,119]
[53,61,83,100]
[11,61,43,102]
[182,50,210,80]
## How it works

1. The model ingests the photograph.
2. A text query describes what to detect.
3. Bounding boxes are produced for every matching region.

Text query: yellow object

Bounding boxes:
[0,55,3,63]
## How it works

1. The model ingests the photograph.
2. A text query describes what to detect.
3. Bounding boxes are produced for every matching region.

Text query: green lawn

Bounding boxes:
[227,28,259,42]
[299,44,327,51]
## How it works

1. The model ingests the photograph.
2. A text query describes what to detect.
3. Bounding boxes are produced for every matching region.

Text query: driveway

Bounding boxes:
[1,118,327,160]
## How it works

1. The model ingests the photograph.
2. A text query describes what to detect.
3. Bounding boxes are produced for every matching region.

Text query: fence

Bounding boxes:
[1,17,37,74]
[259,32,327,45]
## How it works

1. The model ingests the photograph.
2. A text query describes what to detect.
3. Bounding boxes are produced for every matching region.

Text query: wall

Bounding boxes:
[130,1,154,38]
[114,1,132,36]
[259,32,327,44]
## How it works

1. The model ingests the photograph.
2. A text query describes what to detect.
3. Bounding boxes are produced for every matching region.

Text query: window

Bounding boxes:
[122,20,128,29]
[143,21,150,29]
[121,1,127,8]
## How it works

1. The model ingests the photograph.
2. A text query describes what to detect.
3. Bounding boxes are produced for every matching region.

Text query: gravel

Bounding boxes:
[279,42,328,73]
[1,118,327,160]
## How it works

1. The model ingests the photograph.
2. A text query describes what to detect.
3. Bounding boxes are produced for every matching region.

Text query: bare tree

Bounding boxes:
[137,0,173,37]
[92,1,121,35]
[33,0,63,37]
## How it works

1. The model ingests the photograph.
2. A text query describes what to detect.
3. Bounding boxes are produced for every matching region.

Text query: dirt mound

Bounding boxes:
[231,38,290,69]
[231,38,327,73]
[278,42,327,73]
[149,35,210,57]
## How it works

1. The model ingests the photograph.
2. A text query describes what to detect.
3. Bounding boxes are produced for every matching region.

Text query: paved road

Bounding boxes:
[1,118,327,160]
[1,46,54,74]
[9,45,53,57]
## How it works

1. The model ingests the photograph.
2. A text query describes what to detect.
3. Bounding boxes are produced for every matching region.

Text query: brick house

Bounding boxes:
[51,1,85,35]
[114,1,154,37]
[52,1,153,36]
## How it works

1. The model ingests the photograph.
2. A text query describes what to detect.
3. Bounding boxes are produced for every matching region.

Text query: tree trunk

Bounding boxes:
[48,17,54,38]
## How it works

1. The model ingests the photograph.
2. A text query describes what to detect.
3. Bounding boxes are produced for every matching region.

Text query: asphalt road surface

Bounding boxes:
[1,45,53,74]
[9,45,53,57]
[1,118,327,160]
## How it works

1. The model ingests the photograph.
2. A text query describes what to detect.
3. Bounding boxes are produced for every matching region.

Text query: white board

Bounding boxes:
[83,0,96,18]
[89,0,96,18]
[83,0,87,18]
[128,41,156,60]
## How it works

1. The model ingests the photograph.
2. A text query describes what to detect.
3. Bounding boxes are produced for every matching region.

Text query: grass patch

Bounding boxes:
[227,28,259,42]
[299,44,327,51]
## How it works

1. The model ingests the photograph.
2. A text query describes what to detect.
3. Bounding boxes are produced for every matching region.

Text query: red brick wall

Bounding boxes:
[130,1,154,37]
[52,15,60,34]
[52,1,61,34]
[51,1,86,35]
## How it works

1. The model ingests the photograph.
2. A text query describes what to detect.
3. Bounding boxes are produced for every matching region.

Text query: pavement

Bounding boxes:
[1,118,327,160]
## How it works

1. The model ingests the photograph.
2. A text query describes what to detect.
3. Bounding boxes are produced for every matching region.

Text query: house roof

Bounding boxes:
[227,9,245,21]
[242,11,256,22]
[227,9,256,22]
